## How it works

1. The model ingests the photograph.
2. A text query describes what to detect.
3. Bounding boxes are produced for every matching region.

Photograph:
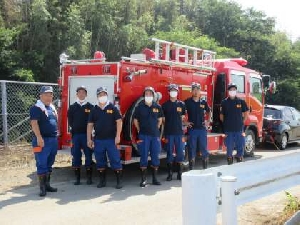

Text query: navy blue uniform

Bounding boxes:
[185,97,211,160]
[88,103,122,170]
[220,97,249,157]
[68,102,94,168]
[30,105,58,175]
[134,101,164,168]
[162,100,185,163]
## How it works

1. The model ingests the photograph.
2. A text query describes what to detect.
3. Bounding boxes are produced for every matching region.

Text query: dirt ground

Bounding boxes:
[0,145,73,193]
[0,145,299,225]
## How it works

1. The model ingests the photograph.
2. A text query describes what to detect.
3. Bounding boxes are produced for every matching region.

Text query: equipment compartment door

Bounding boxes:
[68,75,116,106]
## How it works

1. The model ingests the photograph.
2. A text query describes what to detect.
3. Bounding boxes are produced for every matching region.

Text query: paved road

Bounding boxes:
[0,143,300,225]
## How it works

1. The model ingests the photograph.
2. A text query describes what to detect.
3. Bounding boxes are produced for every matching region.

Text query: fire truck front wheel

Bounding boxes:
[244,129,255,157]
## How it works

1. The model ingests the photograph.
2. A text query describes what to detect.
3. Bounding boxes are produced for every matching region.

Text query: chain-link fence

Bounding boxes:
[0,80,59,148]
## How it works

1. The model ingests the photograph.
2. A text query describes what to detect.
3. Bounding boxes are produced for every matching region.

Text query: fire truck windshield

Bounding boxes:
[230,71,245,93]
[250,76,263,102]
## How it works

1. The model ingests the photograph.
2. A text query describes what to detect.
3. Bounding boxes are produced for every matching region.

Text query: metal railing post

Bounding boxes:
[155,41,159,60]
[221,176,238,225]
[182,172,217,225]
[1,81,8,148]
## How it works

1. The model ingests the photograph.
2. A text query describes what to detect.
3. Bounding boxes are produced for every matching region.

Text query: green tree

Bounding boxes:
[267,32,295,79]
[154,0,180,31]
[0,21,19,79]
[64,3,91,59]
[291,39,300,77]
[153,29,239,59]
[19,0,52,81]
[0,0,299,108]
[267,79,300,109]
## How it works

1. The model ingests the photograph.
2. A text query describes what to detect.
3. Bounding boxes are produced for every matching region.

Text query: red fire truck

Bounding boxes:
[57,38,275,163]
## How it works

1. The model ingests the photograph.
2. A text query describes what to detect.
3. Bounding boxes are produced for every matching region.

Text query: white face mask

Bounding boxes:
[77,97,86,103]
[145,96,153,103]
[229,90,237,98]
[98,96,108,104]
[169,91,178,98]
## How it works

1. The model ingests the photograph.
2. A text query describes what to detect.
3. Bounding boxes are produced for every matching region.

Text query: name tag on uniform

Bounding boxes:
[85,109,90,113]
[200,104,205,108]
[153,108,159,113]
[106,109,113,114]
[236,104,241,108]
[177,107,182,112]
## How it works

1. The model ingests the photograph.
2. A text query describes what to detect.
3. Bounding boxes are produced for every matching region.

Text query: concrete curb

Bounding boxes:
[285,210,300,225]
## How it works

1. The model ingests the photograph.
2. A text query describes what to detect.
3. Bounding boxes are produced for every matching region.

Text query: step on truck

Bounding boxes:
[57,38,275,163]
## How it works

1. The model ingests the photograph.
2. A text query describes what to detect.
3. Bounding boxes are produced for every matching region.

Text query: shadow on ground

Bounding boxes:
[0,159,182,209]
[0,142,299,209]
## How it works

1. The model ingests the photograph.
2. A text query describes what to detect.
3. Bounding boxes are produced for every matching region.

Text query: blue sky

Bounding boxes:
[233,0,299,41]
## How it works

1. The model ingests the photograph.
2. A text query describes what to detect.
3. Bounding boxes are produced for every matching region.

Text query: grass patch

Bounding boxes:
[276,191,300,224]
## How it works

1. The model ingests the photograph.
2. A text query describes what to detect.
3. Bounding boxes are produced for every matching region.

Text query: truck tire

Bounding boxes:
[123,97,144,156]
[244,129,255,157]
[276,133,288,150]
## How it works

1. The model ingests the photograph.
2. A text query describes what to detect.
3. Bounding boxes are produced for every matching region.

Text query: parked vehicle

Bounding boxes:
[57,38,275,163]
[263,105,300,149]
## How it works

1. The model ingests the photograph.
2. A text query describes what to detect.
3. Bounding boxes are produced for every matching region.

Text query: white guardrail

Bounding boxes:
[182,152,300,225]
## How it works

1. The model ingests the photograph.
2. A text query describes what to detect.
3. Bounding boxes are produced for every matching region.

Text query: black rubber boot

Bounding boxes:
[46,173,57,192]
[202,158,208,169]
[152,167,161,185]
[177,163,183,180]
[114,170,123,189]
[140,169,147,187]
[86,168,92,185]
[227,157,234,165]
[189,159,195,170]
[97,170,106,188]
[38,175,47,197]
[74,168,81,185]
[166,163,173,181]
[236,156,243,163]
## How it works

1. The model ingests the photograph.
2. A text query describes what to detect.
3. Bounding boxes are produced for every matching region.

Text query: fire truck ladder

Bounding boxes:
[150,38,216,74]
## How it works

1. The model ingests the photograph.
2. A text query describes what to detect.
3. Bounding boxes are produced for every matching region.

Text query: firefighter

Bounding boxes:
[133,86,164,187]
[67,86,94,185]
[87,87,123,189]
[162,84,186,181]
[185,82,211,170]
[30,86,58,197]
[220,83,249,164]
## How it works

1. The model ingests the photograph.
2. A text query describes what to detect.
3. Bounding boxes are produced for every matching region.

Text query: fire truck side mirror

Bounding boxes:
[262,75,271,88]
[269,81,276,94]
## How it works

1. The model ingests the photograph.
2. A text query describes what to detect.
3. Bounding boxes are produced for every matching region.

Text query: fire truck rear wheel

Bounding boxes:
[123,97,144,156]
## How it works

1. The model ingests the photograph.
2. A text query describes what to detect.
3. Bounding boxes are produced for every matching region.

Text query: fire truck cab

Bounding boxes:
[212,59,267,156]
[58,38,271,163]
